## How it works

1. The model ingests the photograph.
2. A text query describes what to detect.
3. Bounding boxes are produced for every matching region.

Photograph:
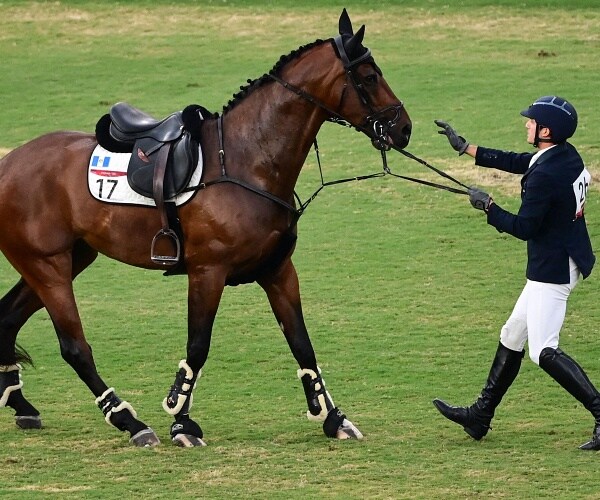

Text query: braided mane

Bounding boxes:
[222,39,328,114]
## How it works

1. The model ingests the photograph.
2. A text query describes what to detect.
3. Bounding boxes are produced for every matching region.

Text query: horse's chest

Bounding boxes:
[224,227,297,286]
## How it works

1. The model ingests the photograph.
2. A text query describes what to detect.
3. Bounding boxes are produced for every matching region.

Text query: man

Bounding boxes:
[433,96,599,450]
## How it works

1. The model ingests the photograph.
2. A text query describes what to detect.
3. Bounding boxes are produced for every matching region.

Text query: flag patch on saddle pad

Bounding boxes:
[87,145,203,207]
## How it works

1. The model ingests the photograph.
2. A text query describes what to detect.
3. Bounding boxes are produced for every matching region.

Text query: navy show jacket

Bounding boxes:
[476,143,595,284]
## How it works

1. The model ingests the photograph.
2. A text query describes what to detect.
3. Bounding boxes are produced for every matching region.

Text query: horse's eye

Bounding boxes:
[364,74,378,85]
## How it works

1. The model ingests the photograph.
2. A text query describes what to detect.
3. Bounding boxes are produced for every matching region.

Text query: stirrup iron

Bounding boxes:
[151,228,181,265]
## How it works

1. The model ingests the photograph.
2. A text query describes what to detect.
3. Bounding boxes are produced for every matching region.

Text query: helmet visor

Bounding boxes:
[520,106,535,119]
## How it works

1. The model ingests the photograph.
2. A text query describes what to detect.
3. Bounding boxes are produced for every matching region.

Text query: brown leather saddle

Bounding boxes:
[95,102,206,267]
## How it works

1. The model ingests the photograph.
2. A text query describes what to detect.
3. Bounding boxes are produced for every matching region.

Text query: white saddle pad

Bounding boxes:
[88,144,203,207]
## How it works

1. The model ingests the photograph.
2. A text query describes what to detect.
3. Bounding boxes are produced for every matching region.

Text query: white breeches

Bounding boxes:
[500,258,581,365]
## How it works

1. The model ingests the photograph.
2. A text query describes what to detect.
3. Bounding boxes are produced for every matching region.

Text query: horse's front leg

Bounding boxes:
[162,270,225,447]
[258,259,363,440]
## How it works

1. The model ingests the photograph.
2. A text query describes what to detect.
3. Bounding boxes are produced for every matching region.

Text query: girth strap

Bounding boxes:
[184,175,301,219]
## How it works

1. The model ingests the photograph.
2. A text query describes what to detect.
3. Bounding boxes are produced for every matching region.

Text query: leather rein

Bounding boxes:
[182,38,469,223]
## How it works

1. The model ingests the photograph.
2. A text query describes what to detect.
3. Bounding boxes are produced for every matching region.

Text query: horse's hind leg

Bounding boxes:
[0,241,98,428]
[258,260,363,440]
[0,279,45,428]
[1,242,159,446]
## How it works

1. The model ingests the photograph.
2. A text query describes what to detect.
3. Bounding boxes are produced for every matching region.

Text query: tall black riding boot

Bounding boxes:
[538,347,600,451]
[433,342,523,440]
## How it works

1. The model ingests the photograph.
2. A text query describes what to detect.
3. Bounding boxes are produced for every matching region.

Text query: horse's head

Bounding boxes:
[332,9,412,150]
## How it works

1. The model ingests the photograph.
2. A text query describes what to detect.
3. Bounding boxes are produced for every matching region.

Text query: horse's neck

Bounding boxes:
[224,88,326,197]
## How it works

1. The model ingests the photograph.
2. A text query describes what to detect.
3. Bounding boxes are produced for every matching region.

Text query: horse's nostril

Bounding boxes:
[402,123,412,137]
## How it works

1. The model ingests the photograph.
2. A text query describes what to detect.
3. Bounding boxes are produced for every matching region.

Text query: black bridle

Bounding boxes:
[184,37,469,222]
[332,35,405,151]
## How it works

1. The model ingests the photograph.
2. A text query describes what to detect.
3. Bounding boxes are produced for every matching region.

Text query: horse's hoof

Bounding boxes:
[323,408,363,440]
[15,415,43,429]
[129,427,160,447]
[172,433,207,447]
[336,418,364,440]
[169,414,204,447]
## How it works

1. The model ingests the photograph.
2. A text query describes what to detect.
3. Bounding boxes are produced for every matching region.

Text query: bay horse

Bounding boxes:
[0,9,411,447]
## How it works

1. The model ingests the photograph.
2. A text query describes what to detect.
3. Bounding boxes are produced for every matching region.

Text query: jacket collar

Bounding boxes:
[525,142,569,178]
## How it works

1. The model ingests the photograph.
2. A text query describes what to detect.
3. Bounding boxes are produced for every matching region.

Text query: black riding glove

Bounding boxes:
[468,187,493,212]
[435,120,469,155]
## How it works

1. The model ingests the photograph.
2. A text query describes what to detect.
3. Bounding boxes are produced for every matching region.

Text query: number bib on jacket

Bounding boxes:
[573,167,591,219]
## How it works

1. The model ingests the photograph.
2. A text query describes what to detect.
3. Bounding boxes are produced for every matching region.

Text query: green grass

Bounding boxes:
[1,1,600,498]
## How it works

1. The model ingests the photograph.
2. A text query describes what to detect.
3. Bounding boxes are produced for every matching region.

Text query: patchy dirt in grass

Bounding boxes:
[2,4,598,43]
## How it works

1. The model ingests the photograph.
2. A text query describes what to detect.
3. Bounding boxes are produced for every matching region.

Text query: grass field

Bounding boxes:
[1,1,600,498]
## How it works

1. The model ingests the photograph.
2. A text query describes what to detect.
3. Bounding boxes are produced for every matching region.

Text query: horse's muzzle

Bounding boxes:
[370,122,411,151]
[367,105,411,151]
[394,122,412,149]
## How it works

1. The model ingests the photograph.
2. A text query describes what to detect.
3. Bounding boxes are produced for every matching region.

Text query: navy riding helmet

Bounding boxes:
[520,96,578,144]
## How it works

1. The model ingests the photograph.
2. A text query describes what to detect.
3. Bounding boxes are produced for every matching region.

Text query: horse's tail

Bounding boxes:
[15,342,34,367]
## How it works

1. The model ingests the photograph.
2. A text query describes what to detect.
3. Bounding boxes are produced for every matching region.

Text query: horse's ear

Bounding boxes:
[339,8,354,36]
[345,25,365,56]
